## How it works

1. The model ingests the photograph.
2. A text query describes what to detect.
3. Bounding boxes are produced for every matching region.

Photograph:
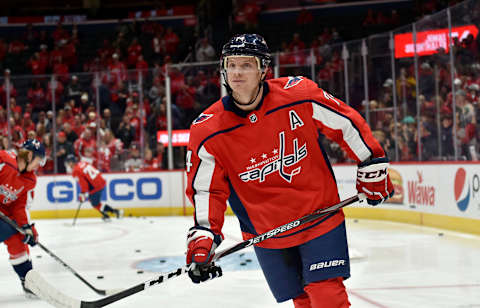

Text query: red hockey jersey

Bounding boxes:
[0,150,37,227]
[186,77,386,249]
[72,161,106,194]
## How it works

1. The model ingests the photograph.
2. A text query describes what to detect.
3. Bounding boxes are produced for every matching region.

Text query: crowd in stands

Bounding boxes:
[0,0,478,175]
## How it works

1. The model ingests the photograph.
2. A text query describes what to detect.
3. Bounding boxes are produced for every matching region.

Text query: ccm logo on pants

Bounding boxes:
[309,259,345,271]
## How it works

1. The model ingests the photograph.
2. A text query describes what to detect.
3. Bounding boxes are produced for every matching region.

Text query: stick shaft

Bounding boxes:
[79,193,364,307]
[72,202,83,226]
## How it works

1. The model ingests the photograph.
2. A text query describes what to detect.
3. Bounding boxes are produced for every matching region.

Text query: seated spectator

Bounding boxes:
[124,143,142,172]
[142,148,162,171]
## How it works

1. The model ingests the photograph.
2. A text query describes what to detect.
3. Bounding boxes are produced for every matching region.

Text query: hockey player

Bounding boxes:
[64,154,123,221]
[185,34,394,308]
[0,139,46,297]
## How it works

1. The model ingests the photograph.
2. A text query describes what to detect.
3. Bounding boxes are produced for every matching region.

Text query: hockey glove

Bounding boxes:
[186,226,223,283]
[356,157,394,206]
[21,223,38,247]
[188,263,223,284]
[78,192,89,203]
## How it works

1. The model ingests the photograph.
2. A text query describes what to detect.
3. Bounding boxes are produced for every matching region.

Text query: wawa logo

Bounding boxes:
[407,170,435,206]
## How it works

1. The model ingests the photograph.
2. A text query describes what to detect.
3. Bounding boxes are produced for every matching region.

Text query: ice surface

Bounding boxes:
[0,216,479,308]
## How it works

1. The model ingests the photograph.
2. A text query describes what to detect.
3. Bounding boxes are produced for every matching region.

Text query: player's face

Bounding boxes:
[225,56,263,100]
[26,155,44,172]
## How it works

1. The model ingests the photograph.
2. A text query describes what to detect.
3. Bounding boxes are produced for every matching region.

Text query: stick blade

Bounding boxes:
[25,269,81,308]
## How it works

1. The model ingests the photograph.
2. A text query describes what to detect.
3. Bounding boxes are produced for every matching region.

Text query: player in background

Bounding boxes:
[64,154,123,221]
[184,34,394,308]
[0,139,45,297]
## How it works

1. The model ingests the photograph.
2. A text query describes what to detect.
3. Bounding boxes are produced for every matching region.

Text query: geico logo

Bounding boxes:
[309,259,345,271]
[46,178,162,202]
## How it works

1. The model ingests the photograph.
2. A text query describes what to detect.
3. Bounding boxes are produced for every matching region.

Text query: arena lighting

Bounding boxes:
[157,130,190,146]
[394,24,478,58]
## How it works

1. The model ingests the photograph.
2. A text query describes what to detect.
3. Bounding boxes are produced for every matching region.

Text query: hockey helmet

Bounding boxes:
[221,34,272,71]
[20,139,46,166]
[65,154,77,164]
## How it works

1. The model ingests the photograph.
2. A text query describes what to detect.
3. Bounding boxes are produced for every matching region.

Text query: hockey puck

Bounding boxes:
[239,253,245,257]
[97,275,104,279]
[245,259,252,263]
[137,270,144,274]
[36,255,42,258]
[159,259,166,263]
[240,262,247,266]
[438,232,444,236]
[135,249,141,253]
[354,219,359,223]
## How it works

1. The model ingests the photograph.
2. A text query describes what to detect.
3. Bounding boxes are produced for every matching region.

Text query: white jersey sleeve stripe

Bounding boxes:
[193,145,216,228]
[311,102,371,161]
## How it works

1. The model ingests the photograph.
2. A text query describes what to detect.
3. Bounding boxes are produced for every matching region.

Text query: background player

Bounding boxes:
[64,154,123,221]
[0,139,45,297]
[185,34,393,308]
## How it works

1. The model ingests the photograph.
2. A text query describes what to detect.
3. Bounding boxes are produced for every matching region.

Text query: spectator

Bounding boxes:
[164,27,180,59]
[116,114,136,149]
[107,53,127,87]
[127,38,142,68]
[62,122,78,144]
[440,112,454,158]
[142,147,162,171]
[65,75,83,104]
[55,131,74,173]
[195,38,216,62]
[124,143,142,172]
[28,81,47,114]
[74,127,97,159]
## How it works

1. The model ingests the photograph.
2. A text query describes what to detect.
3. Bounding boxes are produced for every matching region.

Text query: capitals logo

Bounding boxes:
[284,76,304,89]
[454,168,470,211]
[192,113,213,125]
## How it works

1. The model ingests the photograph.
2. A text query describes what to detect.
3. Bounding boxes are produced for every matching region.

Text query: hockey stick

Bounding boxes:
[0,211,119,296]
[72,201,84,226]
[25,193,365,308]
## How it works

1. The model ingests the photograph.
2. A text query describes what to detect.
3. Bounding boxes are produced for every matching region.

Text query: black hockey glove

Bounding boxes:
[21,223,38,247]
[188,262,223,284]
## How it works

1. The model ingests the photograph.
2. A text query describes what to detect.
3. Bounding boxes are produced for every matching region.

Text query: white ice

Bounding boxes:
[0,216,479,308]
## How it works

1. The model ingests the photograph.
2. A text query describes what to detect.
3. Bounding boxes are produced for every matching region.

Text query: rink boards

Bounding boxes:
[30,163,480,234]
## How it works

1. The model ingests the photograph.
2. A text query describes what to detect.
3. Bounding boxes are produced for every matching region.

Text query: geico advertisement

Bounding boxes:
[32,171,185,210]
[332,163,480,219]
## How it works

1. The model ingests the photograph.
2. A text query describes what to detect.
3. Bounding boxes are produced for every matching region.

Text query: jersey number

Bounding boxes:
[186,150,193,173]
[83,165,100,179]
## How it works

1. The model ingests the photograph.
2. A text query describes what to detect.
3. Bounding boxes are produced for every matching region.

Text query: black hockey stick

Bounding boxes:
[72,201,84,226]
[0,211,119,296]
[24,193,365,308]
